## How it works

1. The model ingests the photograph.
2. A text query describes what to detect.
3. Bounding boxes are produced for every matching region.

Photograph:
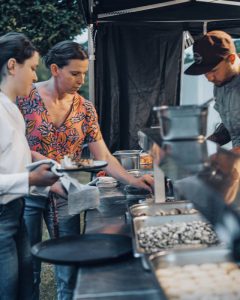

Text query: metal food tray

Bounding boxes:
[132,213,209,257]
[149,246,231,268]
[129,201,195,218]
[147,247,232,299]
[125,198,154,222]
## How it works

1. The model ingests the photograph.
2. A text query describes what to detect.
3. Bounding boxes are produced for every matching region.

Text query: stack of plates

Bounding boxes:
[96,176,118,188]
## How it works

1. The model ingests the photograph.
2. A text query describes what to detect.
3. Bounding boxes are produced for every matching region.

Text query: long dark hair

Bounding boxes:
[43,41,88,69]
[0,32,37,77]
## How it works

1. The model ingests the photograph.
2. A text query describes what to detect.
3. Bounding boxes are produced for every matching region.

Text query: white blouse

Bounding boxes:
[0,92,32,204]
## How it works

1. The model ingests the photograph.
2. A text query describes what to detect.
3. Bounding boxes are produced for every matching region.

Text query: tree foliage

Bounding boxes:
[0,0,86,55]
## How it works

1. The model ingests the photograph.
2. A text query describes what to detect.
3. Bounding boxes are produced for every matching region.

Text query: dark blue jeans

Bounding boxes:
[24,195,81,300]
[0,198,33,300]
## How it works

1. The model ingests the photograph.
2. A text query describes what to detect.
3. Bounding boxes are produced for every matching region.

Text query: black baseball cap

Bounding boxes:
[185,30,236,76]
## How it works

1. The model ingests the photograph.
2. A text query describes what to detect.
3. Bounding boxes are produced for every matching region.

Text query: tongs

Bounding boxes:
[200,97,215,108]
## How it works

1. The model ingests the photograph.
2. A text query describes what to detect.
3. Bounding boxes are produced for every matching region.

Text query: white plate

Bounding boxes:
[57,160,107,172]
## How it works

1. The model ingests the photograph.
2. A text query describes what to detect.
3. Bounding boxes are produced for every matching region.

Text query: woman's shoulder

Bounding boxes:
[17,86,39,105]
[74,93,96,112]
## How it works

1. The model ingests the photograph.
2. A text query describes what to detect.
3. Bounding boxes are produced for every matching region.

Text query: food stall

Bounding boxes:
[33,1,240,299]
[64,1,240,299]
[71,129,240,300]
[32,102,240,299]
[69,133,240,300]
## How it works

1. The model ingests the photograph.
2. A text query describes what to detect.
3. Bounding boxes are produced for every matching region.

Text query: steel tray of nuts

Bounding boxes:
[147,247,240,300]
[132,214,219,257]
[129,202,198,218]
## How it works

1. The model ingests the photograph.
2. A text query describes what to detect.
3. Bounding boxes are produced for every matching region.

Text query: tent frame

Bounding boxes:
[97,0,240,20]
[98,0,189,19]
[87,0,240,104]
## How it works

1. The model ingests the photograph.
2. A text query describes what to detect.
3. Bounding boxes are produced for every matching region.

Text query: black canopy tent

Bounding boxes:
[80,0,240,150]
[82,0,240,23]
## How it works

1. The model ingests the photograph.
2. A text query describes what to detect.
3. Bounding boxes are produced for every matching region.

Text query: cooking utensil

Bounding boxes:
[148,247,232,299]
[149,246,230,268]
[129,201,195,218]
[153,105,208,140]
[32,234,132,265]
[200,97,215,108]
[113,150,142,170]
[132,213,213,257]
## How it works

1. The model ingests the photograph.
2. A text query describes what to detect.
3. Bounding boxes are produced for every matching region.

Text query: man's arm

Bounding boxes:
[207,123,231,146]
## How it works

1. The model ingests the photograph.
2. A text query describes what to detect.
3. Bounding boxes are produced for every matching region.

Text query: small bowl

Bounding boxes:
[96,176,118,188]
[127,169,142,178]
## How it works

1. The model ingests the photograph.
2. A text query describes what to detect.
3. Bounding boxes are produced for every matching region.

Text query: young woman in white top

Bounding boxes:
[0,32,59,300]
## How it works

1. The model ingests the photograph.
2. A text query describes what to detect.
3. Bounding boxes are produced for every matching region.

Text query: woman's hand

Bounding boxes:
[29,164,59,186]
[50,181,68,199]
[129,174,154,193]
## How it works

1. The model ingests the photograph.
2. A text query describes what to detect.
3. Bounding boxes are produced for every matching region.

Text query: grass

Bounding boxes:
[40,223,57,300]
[40,262,56,300]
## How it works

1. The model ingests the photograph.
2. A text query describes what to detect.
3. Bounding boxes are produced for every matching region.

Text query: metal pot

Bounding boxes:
[153,105,208,140]
[113,150,142,170]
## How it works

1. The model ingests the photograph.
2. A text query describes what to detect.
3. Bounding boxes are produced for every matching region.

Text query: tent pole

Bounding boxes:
[88,24,95,104]
[203,21,208,34]
[180,31,186,105]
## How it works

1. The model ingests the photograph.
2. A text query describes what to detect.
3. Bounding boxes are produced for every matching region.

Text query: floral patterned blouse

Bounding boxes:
[17,87,102,162]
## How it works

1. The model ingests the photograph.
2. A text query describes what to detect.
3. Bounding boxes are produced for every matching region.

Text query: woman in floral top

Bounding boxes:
[18,85,102,162]
[17,41,154,300]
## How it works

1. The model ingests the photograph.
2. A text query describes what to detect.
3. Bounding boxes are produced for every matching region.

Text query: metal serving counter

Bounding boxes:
[73,134,240,299]
[73,188,164,300]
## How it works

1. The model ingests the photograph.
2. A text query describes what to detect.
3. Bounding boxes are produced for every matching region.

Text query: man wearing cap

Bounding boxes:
[185,30,240,147]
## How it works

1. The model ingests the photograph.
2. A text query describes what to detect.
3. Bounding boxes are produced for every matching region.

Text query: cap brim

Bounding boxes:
[184,62,218,75]
[184,61,221,76]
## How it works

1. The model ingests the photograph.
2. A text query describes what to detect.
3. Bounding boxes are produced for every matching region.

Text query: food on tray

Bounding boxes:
[140,153,153,165]
[96,170,107,177]
[78,158,94,167]
[156,262,240,300]
[60,155,94,169]
[134,207,198,217]
[137,221,218,253]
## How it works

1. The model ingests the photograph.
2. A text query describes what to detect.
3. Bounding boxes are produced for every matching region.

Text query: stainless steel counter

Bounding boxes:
[73,134,240,299]
[73,187,164,300]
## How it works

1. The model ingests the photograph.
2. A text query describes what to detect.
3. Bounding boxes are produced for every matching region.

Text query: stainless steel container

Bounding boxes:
[113,150,141,170]
[162,139,210,173]
[129,201,196,218]
[148,247,231,269]
[131,214,205,257]
[148,247,233,299]
[153,105,208,140]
